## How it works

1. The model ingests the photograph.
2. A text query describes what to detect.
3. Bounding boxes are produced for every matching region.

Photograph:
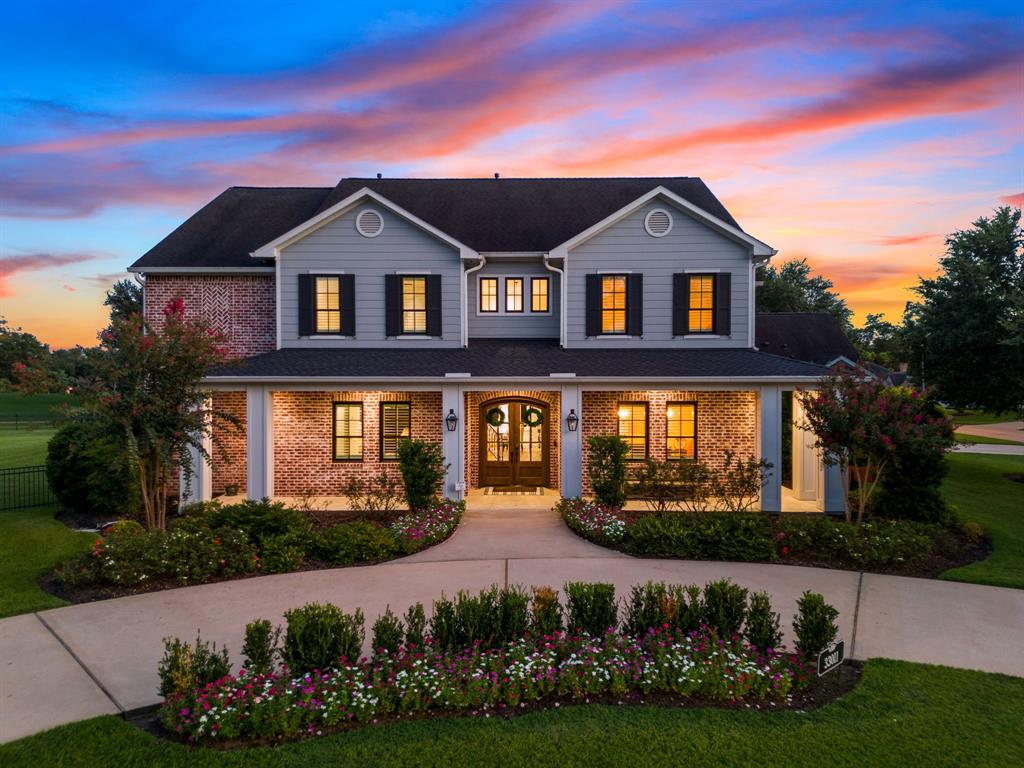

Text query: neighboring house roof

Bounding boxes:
[755,313,858,366]
[207,339,826,381]
[130,177,741,270]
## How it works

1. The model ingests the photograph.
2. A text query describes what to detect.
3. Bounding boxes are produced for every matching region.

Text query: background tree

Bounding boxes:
[904,207,1023,414]
[756,258,853,333]
[0,316,51,389]
[852,313,907,370]
[103,278,143,324]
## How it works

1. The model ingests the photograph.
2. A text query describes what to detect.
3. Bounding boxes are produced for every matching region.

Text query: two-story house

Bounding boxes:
[129,177,845,513]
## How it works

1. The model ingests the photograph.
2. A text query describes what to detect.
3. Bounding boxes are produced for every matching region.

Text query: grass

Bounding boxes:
[944,409,1018,427]
[1,660,1021,767]
[0,427,58,469]
[0,392,69,469]
[0,505,93,618]
[940,453,1024,589]
[0,391,76,418]
[955,432,1024,446]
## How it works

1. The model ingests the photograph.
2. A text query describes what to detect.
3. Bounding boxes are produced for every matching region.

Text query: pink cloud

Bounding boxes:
[870,233,938,246]
[0,252,98,296]
[1000,192,1024,207]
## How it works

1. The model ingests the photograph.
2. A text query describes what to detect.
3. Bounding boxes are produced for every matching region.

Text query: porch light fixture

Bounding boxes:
[566,409,579,432]
[445,409,458,432]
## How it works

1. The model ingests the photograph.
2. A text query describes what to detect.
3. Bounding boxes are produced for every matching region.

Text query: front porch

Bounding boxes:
[185,383,844,514]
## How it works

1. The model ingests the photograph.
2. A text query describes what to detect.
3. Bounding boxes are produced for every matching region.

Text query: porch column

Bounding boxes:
[560,384,582,497]
[180,393,213,506]
[442,384,464,500]
[791,393,818,501]
[246,385,274,499]
[759,385,782,513]
[821,463,846,515]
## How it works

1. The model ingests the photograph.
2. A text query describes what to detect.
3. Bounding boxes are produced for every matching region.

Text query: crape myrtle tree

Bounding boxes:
[798,375,955,526]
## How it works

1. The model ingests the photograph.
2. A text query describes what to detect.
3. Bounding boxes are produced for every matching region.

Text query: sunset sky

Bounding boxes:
[1,0,1021,349]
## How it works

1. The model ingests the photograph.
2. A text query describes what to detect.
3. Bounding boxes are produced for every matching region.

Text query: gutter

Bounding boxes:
[202,374,825,387]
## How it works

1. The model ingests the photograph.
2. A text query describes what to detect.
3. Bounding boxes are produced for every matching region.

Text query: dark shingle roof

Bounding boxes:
[208,340,825,380]
[755,313,858,366]
[131,177,739,269]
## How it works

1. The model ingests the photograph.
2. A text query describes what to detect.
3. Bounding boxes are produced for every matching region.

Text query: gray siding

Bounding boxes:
[467,260,560,339]
[565,201,752,348]
[280,205,462,348]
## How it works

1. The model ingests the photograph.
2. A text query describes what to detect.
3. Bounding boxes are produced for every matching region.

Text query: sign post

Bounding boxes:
[817,640,844,676]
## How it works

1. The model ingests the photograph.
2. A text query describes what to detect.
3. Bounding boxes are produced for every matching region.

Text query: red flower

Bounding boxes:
[781,546,790,556]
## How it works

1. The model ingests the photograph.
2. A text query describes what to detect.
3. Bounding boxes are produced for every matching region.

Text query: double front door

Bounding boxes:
[479,400,549,488]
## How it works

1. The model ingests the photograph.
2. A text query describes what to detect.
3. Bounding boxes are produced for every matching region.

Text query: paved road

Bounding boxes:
[955,420,1024,454]
[2,501,1023,744]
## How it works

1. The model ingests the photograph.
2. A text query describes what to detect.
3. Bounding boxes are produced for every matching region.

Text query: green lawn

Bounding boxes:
[940,453,1024,589]
[945,409,1018,427]
[0,505,93,618]
[1,660,1021,767]
[0,427,58,469]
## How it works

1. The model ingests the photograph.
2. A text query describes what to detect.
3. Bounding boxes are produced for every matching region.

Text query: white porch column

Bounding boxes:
[821,463,846,515]
[180,393,213,506]
[791,394,818,501]
[759,385,782,513]
[442,384,464,500]
[246,386,274,499]
[560,384,582,497]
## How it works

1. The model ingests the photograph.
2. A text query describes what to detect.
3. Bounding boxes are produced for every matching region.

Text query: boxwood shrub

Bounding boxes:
[627,513,776,561]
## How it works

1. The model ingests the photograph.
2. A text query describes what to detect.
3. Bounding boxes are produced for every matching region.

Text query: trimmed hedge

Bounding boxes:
[628,513,776,561]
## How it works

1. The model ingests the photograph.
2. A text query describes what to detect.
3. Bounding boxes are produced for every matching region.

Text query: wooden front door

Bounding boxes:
[479,400,549,488]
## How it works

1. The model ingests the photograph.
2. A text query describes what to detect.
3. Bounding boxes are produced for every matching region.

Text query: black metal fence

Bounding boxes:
[0,415,59,430]
[0,465,57,511]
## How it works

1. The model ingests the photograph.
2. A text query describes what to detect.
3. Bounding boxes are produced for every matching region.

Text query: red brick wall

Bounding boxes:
[143,274,275,359]
[464,390,560,489]
[273,391,443,495]
[580,390,757,495]
[211,391,247,496]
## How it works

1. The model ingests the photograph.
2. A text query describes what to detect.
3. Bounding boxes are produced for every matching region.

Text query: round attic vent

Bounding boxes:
[355,208,384,238]
[644,208,673,237]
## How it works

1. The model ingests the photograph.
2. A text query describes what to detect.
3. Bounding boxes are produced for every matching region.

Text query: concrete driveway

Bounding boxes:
[2,502,1023,744]
[955,420,1024,454]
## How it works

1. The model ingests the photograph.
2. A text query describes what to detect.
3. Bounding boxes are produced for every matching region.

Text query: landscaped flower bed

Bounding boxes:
[157,580,836,746]
[557,499,988,577]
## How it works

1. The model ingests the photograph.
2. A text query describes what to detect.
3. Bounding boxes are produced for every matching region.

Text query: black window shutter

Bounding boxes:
[585,274,601,337]
[627,273,643,336]
[714,272,732,336]
[339,274,356,336]
[385,275,401,337]
[426,275,443,337]
[673,273,688,336]
[298,274,314,336]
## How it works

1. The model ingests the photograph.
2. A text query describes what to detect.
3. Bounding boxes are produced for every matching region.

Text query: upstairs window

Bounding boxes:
[666,402,696,460]
[479,277,498,313]
[505,277,523,312]
[531,277,549,312]
[601,275,627,334]
[688,275,714,333]
[333,403,363,461]
[380,402,411,460]
[315,276,341,333]
[402,276,427,334]
[617,401,648,460]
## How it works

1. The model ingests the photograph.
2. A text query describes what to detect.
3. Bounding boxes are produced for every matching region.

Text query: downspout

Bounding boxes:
[463,255,486,347]
[133,271,146,320]
[543,254,565,348]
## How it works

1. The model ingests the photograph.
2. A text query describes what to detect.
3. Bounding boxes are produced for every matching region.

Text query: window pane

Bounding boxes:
[314,276,342,333]
[334,404,363,460]
[402,277,427,333]
[480,278,498,312]
[617,402,647,460]
[687,276,714,333]
[381,403,411,460]
[531,277,549,312]
[506,278,523,312]
[601,275,627,334]
[666,403,696,460]
[486,404,510,461]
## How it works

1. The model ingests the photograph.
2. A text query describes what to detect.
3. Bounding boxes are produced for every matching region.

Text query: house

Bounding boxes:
[129,177,844,513]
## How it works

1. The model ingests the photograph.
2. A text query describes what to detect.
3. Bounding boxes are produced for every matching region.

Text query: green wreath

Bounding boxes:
[486,407,506,427]
[522,407,544,427]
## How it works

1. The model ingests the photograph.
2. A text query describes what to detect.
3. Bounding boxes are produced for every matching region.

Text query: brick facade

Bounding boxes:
[272,391,443,495]
[464,390,560,490]
[580,390,757,495]
[210,391,247,496]
[143,274,275,359]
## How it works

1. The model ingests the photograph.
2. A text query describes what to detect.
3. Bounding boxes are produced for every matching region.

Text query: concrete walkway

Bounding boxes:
[2,503,1023,744]
[955,420,1024,454]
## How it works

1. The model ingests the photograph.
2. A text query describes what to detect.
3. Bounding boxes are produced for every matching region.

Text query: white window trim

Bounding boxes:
[682,334,723,339]
[473,274,552,316]
[596,334,637,339]
[397,334,438,340]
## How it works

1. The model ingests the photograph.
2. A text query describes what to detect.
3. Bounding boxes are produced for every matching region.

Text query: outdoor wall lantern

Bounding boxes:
[445,409,459,432]
[566,409,579,432]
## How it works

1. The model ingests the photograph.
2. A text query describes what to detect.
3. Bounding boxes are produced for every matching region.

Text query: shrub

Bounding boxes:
[701,579,748,638]
[241,619,279,676]
[630,460,681,513]
[495,586,531,645]
[455,587,501,648]
[92,529,168,585]
[708,451,773,512]
[281,602,365,675]
[627,513,775,561]
[586,435,630,508]
[962,521,985,546]
[371,608,405,660]
[397,439,447,511]
[157,633,230,697]
[429,594,459,652]
[793,591,839,661]
[390,499,463,552]
[564,582,617,636]
[530,586,563,636]
[776,516,935,568]
[403,603,427,649]
[106,519,146,539]
[745,591,782,651]
[194,499,314,547]
[46,420,139,521]
[624,581,674,636]
[344,473,405,513]
[259,533,307,574]
[557,498,626,543]
[165,524,258,584]
[315,522,398,566]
